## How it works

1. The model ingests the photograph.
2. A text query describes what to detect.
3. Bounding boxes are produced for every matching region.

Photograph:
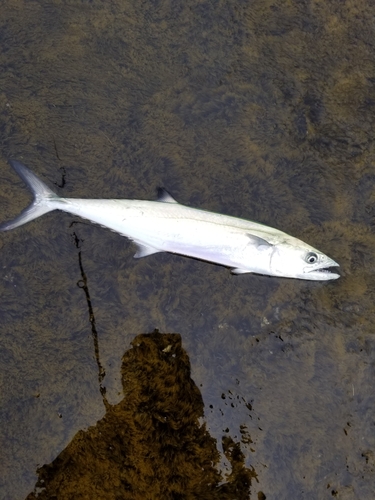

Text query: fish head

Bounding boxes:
[270,240,340,281]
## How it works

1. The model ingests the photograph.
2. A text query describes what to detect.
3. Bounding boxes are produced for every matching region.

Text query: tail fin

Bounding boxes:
[0,160,60,231]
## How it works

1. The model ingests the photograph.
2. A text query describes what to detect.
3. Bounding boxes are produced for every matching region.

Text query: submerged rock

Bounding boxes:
[27,331,254,499]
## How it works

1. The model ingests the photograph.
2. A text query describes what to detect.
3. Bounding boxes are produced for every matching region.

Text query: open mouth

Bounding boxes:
[314,266,339,274]
[306,265,340,280]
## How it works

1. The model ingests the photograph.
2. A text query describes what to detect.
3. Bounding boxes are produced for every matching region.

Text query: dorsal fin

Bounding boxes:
[157,188,178,204]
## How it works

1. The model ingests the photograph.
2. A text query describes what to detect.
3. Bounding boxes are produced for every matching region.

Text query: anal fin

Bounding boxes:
[133,242,161,259]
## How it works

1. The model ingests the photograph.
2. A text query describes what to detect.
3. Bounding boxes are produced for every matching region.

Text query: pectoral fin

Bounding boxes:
[247,234,273,249]
[133,243,161,259]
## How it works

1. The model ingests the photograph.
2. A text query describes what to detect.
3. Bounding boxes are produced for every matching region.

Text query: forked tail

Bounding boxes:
[0,160,61,231]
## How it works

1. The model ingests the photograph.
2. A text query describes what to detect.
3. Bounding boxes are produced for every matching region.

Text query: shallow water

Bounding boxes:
[0,0,375,498]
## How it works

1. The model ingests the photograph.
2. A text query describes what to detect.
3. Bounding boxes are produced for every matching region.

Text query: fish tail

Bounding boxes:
[0,160,61,231]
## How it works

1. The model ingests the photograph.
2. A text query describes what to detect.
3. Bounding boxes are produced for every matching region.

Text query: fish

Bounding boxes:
[0,160,340,280]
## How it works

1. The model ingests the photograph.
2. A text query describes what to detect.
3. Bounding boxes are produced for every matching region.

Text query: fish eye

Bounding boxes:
[306,252,318,264]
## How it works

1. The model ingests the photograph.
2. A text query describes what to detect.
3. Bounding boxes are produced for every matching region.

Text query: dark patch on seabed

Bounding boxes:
[26,332,256,500]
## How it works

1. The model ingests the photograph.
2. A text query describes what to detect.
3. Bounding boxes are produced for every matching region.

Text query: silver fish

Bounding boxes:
[0,160,339,280]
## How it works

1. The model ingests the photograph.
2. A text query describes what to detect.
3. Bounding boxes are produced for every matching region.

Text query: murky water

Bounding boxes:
[1,0,374,498]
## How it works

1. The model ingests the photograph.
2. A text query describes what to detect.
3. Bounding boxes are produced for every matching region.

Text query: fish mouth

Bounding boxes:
[305,261,340,281]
